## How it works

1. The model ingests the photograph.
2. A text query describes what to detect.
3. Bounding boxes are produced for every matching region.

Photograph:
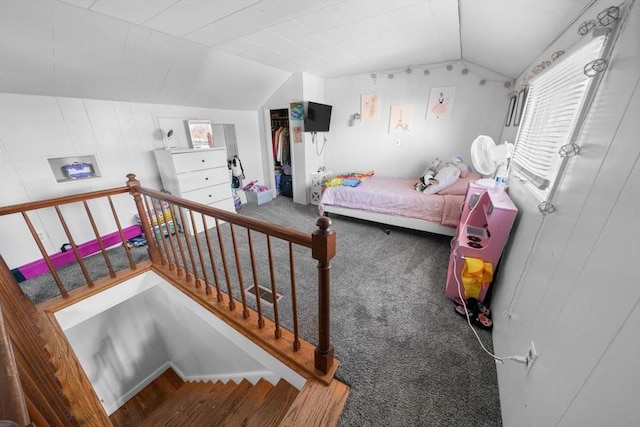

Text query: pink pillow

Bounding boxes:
[437,172,483,195]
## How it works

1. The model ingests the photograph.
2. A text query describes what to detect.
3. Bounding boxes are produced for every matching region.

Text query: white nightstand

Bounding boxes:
[310,170,333,205]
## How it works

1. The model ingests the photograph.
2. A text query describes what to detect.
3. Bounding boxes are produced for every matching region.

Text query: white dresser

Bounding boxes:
[154,148,235,235]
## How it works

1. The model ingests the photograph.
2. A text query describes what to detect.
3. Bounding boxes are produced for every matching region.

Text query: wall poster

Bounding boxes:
[361,93,381,122]
[290,102,304,144]
[389,105,413,134]
[426,87,456,120]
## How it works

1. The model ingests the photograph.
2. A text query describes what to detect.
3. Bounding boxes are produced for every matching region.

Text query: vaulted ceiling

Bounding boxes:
[0,0,595,110]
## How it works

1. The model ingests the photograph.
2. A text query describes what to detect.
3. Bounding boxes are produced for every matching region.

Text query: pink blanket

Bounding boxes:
[319,176,463,226]
[442,194,464,227]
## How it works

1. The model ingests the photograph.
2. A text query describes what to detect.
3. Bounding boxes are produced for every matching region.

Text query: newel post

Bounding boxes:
[126,174,160,263]
[312,216,336,374]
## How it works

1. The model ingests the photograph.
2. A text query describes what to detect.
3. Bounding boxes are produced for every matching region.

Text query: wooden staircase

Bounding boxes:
[109,368,348,427]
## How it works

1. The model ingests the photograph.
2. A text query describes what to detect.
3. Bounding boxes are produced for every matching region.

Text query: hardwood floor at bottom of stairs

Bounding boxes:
[110,368,184,427]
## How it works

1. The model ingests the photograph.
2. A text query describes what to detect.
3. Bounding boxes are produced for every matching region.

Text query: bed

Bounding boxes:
[318,172,482,236]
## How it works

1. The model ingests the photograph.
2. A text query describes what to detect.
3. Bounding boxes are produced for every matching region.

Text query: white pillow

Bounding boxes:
[425,166,461,194]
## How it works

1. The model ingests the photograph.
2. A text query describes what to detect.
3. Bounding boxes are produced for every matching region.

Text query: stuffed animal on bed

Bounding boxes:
[414,158,442,191]
[446,155,470,178]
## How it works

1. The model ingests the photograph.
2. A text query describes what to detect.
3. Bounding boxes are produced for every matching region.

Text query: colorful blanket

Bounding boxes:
[325,171,374,188]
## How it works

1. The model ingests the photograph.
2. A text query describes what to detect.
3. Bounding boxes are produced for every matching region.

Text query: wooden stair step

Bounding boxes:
[190,380,240,416]
[279,379,350,427]
[216,378,275,426]
[110,368,185,427]
[245,379,300,427]
[187,379,254,426]
[139,380,225,427]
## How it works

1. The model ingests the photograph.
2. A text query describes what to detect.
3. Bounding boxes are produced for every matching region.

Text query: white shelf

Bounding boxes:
[48,154,102,183]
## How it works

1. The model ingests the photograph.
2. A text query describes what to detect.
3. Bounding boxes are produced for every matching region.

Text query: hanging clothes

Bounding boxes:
[271,126,290,164]
[279,127,289,164]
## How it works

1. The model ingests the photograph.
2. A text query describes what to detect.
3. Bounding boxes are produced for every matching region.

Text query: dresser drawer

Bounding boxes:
[183,184,231,205]
[178,167,229,193]
[172,149,227,173]
[209,197,235,212]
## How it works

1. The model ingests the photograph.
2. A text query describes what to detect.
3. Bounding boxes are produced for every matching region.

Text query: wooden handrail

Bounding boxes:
[0,183,144,300]
[0,304,30,427]
[125,174,312,248]
[125,174,335,374]
[0,186,130,216]
[125,174,161,264]
[0,255,87,426]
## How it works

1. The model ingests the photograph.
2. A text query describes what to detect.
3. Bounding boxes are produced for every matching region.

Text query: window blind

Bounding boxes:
[511,32,609,202]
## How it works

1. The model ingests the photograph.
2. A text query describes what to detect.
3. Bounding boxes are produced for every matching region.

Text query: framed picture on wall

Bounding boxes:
[504,94,517,127]
[426,87,456,120]
[513,88,528,127]
[389,105,413,134]
[361,93,380,122]
[187,120,214,149]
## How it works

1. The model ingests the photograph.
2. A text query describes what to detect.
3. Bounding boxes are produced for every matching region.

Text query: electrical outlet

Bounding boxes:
[526,341,537,371]
[37,231,47,242]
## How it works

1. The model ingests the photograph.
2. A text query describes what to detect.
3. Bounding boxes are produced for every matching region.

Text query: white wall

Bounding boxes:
[492,1,640,426]
[57,271,305,415]
[323,62,510,178]
[0,93,262,268]
[299,73,326,204]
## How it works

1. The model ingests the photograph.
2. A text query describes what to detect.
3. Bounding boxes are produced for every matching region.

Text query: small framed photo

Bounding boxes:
[513,88,528,127]
[504,94,517,127]
[187,120,214,149]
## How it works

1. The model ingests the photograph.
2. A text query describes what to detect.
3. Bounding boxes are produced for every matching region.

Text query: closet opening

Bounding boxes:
[270,109,292,198]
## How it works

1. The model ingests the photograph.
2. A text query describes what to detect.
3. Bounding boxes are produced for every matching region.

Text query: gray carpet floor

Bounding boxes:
[238,196,502,427]
[19,194,502,427]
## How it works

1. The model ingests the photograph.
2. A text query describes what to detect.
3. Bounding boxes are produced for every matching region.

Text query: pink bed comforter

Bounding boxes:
[319,176,463,227]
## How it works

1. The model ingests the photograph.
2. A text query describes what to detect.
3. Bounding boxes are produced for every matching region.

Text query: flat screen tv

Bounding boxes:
[304,102,332,133]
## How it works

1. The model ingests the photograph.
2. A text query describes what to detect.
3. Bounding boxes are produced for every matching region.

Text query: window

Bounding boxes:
[511,31,610,202]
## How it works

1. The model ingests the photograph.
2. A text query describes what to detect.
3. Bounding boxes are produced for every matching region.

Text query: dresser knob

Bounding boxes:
[201,159,205,162]
[205,177,209,180]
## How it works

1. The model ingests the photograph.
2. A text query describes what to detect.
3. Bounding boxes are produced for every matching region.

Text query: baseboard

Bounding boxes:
[16,224,143,281]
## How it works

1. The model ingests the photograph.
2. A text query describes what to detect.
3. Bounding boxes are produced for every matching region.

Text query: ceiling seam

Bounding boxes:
[457,0,463,61]
[180,0,264,39]
[141,0,180,26]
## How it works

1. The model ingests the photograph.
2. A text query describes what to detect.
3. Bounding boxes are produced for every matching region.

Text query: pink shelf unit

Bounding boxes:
[445,181,517,302]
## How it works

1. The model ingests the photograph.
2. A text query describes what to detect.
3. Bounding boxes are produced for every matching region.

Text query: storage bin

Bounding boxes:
[246,189,274,205]
[280,174,293,198]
